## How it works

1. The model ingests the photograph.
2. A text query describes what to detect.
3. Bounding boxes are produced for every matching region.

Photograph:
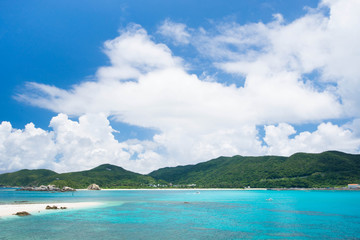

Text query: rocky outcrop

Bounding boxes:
[46,205,67,210]
[61,186,75,192]
[14,211,31,216]
[17,185,76,192]
[18,185,59,191]
[87,183,101,190]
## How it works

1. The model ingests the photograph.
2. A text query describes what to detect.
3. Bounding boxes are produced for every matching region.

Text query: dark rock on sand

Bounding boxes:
[46,205,58,210]
[14,211,31,216]
[45,205,67,210]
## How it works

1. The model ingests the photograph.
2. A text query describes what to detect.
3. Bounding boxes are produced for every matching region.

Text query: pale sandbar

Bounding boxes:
[0,202,102,218]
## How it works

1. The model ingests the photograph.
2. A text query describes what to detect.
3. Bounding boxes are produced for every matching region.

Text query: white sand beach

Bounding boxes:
[0,202,102,218]
[77,188,268,191]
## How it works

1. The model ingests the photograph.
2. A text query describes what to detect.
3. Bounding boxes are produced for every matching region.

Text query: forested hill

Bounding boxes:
[149,151,360,188]
[0,164,157,189]
[0,169,57,187]
[1,151,360,188]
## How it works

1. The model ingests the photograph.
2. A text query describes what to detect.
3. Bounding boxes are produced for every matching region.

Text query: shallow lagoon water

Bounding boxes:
[1,189,360,239]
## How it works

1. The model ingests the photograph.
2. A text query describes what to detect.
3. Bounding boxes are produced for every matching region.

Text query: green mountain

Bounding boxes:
[1,151,360,189]
[48,164,157,189]
[149,151,360,188]
[0,164,157,189]
[0,169,57,187]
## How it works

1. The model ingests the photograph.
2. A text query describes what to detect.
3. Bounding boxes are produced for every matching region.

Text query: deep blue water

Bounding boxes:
[1,189,360,239]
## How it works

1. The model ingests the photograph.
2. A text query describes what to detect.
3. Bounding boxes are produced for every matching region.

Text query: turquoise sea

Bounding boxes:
[1,189,360,239]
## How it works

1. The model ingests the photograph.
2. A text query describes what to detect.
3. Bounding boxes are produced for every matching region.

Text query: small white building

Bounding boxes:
[348,184,360,189]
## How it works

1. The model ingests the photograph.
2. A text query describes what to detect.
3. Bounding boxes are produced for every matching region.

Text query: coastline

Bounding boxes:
[3,187,357,191]
[76,188,268,191]
[76,187,359,191]
[0,202,102,218]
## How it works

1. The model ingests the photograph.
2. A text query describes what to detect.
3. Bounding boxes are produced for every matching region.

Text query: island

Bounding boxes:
[0,151,359,189]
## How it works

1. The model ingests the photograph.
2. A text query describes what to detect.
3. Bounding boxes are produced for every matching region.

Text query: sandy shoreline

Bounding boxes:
[75,187,358,191]
[76,188,268,191]
[0,202,102,218]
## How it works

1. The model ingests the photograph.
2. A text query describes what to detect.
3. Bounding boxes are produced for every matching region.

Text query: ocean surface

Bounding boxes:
[1,188,360,239]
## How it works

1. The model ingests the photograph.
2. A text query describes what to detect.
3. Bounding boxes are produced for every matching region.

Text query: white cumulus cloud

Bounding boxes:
[0,121,56,172]
[0,114,166,174]
[264,122,360,155]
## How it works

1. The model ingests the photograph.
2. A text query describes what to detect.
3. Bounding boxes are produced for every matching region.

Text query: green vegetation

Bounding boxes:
[0,169,57,187]
[1,151,360,188]
[48,164,157,189]
[149,151,360,188]
[0,164,157,189]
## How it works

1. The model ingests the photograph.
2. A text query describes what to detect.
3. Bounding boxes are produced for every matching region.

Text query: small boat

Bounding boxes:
[266,198,273,201]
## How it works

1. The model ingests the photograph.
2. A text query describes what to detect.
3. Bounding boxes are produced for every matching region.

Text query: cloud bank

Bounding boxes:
[2,0,360,174]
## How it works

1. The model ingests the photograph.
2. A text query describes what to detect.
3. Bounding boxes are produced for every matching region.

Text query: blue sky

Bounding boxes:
[1,0,360,174]
[0,0,318,130]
